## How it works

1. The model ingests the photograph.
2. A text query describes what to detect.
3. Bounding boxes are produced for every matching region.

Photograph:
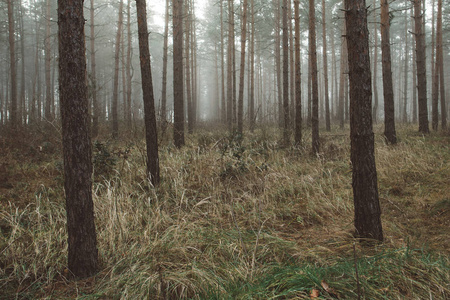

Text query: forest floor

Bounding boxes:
[0,123,449,299]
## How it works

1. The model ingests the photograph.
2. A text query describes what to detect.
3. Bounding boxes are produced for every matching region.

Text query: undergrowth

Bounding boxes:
[0,124,449,299]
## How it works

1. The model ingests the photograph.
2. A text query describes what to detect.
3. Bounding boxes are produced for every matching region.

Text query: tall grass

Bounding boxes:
[0,125,448,299]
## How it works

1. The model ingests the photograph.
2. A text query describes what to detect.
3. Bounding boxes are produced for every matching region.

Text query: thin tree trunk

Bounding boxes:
[372,0,379,124]
[282,0,290,144]
[90,0,99,137]
[436,0,446,130]
[338,21,347,129]
[173,0,185,147]
[275,0,282,128]
[185,0,193,134]
[403,5,408,124]
[44,0,52,122]
[345,0,383,242]
[125,0,132,129]
[237,0,248,135]
[310,0,319,154]
[411,7,417,123]
[294,0,302,145]
[227,0,233,130]
[136,0,160,185]
[322,0,330,131]
[380,0,397,143]
[249,0,255,131]
[431,0,438,130]
[413,0,429,134]
[161,0,169,126]
[112,0,124,138]
[19,0,26,125]
[220,0,226,123]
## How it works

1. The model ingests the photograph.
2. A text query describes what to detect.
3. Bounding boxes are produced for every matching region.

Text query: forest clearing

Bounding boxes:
[0,124,448,299]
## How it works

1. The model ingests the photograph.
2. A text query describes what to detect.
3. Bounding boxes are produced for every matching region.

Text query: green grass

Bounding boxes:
[0,123,449,299]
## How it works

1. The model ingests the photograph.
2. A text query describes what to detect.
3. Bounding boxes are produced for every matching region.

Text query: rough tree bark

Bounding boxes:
[173,0,185,147]
[112,0,124,138]
[380,0,396,144]
[345,0,383,242]
[136,0,160,185]
[413,0,429,134]
[309,0,319,154]
[237,0,248,135]
[294,0,302,145]
[58,0,99,277]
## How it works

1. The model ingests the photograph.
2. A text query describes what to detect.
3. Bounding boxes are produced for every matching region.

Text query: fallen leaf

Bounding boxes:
[310,289,320,298]
[321,280,330,292]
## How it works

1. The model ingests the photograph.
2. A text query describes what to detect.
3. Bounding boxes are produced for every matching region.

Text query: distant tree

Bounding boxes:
[220,0,226,123]
[249,0,255,132]
[173,0,185,147]
[282,0,290,145]
[413,0,429,134]
[44,0,53,122]
[7,0,18,127]
[294,0,302,145]
[185,0,193,134]
[372,0,379,124]
[237,0,248,135]
[160,0,169,127]
[58,0,99,277]
[309,0,319,154]
[112,0,124,138]
[136,0,160,185]
[125,0,132,130]
[322,0,330,132]
[380,0,396,144]
[89,0,99,137]
[435,0,447,130]
[345,0,383,241]
[227,0,234,131]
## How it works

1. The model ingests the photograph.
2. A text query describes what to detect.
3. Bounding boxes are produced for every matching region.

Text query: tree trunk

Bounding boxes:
[402,5,408,124]
[431,0,438,130]
[294,0,302,145]
[220,0,226,123]
[338,20,347,129]
[380,0,397,143]
[57,0,99,277]
[112,0,124,138]
[237,0,248,135]
[322,0,330,131]
[227,0,233,131]
[125,0,132,130]
[161,0,169,126]
[249,0,255,131]
[136,0,160,185]
[282,0,290,144]
[436,0,446,130]
[345,0,383,242]
[309,0,319,154]
[19,0,26,125]
[411,8,417,123]
[372,0,379,124]
[185,0,193,134]
[173,0,185,147]
[90,0,99,137]
[275,0,282,128]
[7,0,18,127]
[44,0,53,122]
[413,0,429,134]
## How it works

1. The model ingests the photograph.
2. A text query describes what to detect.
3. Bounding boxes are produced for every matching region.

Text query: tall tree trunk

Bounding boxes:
[58,0,99,277]
[7,0,18,127]
[90,0,99,137]
[112,0,124,138]
[380,0,397,143]
[436,0,446,130]
[275,0,282,128]
[231,0,236,127]
[372,0,379,124]
[294,0,302,145]
[282,0,290,144]
[345,0,383,242]
[249,0,255,131]
[237,0,248,135]
[309,0,319,154]
[338,20,347,129]
[19,0,26,125]
[322,0,330,131]
[402,5,408,124]
[227,0,233,131]
[125,0,132,130]
[413,0,429,134]
[289,0,295,125]
[220,0,226,123]
[44,0,52,122]
[136,0,160,185]
[185,0,193,134]
[173,0,185,147]
[431,0,438,130]
[161,0,169,126]
[411,7,417,124]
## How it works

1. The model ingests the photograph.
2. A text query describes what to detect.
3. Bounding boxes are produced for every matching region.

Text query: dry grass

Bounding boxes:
[0,124,448,299]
